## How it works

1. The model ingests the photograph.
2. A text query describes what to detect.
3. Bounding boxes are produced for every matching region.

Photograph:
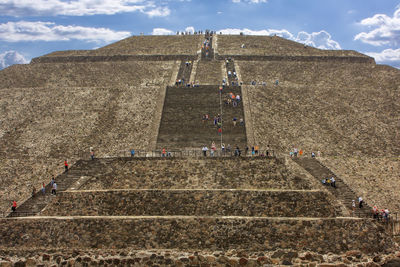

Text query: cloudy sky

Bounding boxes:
[0,0,399,69]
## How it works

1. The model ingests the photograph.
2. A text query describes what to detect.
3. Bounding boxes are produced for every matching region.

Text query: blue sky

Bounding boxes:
[0,0,399,69]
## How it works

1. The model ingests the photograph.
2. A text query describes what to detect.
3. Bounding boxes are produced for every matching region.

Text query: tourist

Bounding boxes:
[239,118,244,126]
[227,144,231,153]
[234,146,241,157]
[64,160,69,172]
[372,206,378,219]
[50,176,55,187]
[311,152,315,158]
[41,183,46,195]
[317,151,321,157]
[31,186,36,198]
[330,177,336,188]
[202,146,208,157]
[299,149,303,156]
[130,149,135,157]
[52,182,57,195]
[358,196,363,209]
[384,209,390,222]
[211,141,216,156]
[245,146,249,155]
[255,145,259,155]
[233,117,237,127]
[162,148,166,157]
[275,79,279,86]
[236,94,241,102]
[221,143,225,154]
[11,201,17,212]
[90,147,95,160]
[352,200,356,215]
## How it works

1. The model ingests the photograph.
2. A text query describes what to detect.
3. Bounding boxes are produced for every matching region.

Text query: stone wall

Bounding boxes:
[238,63,400,157]
[194,60,223,84]
[216,55,374,63]
[42,190,338,217]
[80,158,313,190]
[31,54,198,64]
[0,217,392,254]
[0,61,174,88]
[217,35,372,59]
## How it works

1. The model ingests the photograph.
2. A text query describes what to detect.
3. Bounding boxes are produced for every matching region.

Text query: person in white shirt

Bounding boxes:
[202,146,208,157]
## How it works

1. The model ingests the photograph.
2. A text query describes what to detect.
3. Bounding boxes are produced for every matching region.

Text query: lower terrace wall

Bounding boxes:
[41,190,339,217]
[0,217,391,254]
[31,55,198,64]
[216,55,375,64]
[80,158,314,190]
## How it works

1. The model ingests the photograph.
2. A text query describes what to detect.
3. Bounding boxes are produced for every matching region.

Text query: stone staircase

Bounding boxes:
[156,85,247,150]
[201,35,214,60]
[226,58,238,85]
[293,157,373,217]
[176,60,193,84]
[7,159,106,217]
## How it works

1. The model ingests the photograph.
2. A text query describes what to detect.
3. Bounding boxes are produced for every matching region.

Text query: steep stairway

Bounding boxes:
[226,58,238,85]
[7,159,106,217]
[176,60,193,84]
[293,157,372,217]
[156,85,247,150]
[201,35,214,60]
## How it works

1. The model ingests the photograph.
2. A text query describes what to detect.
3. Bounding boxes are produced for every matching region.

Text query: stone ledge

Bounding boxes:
[0,217,390,253]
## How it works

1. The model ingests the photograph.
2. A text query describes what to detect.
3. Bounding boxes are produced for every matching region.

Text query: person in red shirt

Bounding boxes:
[64,160,69,172]
[11,201,17,212]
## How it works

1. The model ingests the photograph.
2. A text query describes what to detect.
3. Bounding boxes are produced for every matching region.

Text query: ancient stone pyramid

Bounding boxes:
[0,33,399,265]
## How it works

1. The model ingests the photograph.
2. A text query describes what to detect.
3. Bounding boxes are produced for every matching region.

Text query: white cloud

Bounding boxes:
[0,50,29,69]
[365,48,400,67]
[0,0,170,17]
[185,26,195,34]
[0,21,131,43]
[218,28,294,39]
[354,6,400,46]
[144,6,170,17]
[296,30,341,49]
[218,28,341,50]
[151,28,174,35]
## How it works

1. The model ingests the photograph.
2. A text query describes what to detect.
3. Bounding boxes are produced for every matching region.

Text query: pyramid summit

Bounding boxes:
[0,33,399,265]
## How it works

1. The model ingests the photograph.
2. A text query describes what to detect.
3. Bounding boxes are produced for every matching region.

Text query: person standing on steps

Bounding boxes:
[90,147,95,160]
[64,160,69,172]
[211,141,216,157]
[202,145,208,157]
[50,176,55,187]
[11,201,17,212]
[52,182,57,196]
[358,196,363,209]
[41,183,46,195]
[352,200,356,215]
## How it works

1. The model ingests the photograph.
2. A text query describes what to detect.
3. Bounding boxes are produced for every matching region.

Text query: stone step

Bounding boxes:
[0,216,392,254]
[41,189,340,217]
